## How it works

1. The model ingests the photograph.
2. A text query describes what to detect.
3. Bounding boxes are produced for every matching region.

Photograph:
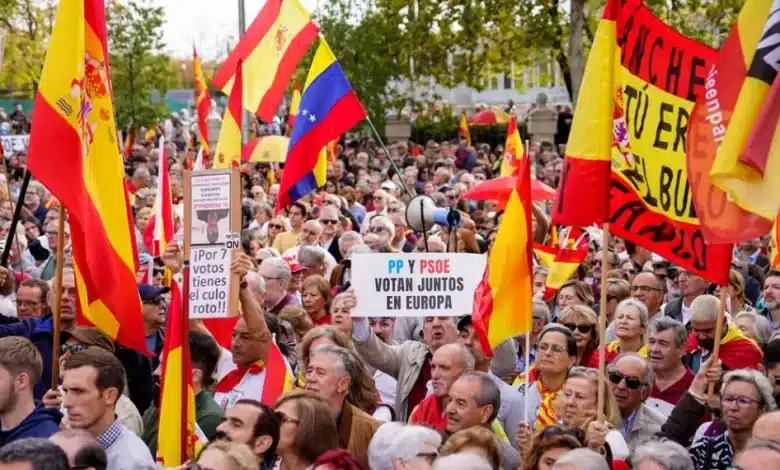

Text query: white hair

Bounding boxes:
[631,440,694,470]
[259,257,291,283]
[721,369,777,412]
[368,423,442,470]
[370,215,395,239]
[616,297,649,326]
[690,294,721,322]
[245,271,265,297]
[552,449,609,470]
[338,231,362,251]
[735,311,773,348]
[432,454,492,470]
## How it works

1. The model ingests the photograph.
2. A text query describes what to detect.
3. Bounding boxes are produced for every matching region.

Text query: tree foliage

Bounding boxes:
[107,0,174,130]
[0,0,55,98]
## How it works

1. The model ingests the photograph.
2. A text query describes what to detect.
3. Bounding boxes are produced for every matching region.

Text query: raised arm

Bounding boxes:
[232,251,272,363]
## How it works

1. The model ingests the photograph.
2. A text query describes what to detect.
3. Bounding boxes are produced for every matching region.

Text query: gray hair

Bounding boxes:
[616,297,649,326]
[457,371,500,423]
[630,440,693,470]
[259,257,291,283]
[370,215,395,239]
[252,202,273,218]
[648,316,688,347]
[368,423,442,470]
[298,245,325,270]
[721,369,777,411]
[735,311,773,348]
[346,244,371,259]
[690,294,721,322]
[552,448,609,470]
[533,298,551,323]
[452,343,476,371]
[0,438,70,470]
[338,231,363,252]
[311,344,358,382]
[432,453,492,470]
[610,352,654,387]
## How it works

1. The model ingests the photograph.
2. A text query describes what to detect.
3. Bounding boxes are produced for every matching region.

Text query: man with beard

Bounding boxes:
[214,399,280,470]
[684,295,763,373]
[761,270,780,328]
[663,268,709,327]
[142,331,223,457]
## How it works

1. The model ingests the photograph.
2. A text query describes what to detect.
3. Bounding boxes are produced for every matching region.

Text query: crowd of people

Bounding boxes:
[0,103,776,470]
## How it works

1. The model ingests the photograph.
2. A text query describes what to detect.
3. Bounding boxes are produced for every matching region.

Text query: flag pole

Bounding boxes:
[364,116,413,199]
[523,331,531,423]
[707,287,728,396]
[50,204,66,389]
[0,171,31,266]
[596,222,610,422]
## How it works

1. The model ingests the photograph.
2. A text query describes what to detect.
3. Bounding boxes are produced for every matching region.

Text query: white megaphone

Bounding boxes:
[405,195,461,233]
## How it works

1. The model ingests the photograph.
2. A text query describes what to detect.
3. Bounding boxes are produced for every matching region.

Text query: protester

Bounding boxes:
[214,400,280,470]
[439,426,502,470]
[521,424,584,470]
[630,440,694,470]
[558,305,598,367]
[301,275,332,326]
[646,317,695,414]
[273,390,340,470]
[49,428,108,470]
[0,437,70,470]
[192,440,260,470]
[367,422,441,470]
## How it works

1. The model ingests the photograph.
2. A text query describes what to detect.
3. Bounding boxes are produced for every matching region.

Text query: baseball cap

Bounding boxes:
[62,326,115,353]
[283,257,308,274]
[381,181,397,191]
[457,314,473,332]
[137,283,170,302]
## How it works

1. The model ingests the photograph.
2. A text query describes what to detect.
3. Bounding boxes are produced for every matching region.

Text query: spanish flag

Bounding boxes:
[772,212,780,269]
[157,279,198,466]
[213,59,243,169]
[212,0,318,122]
[471,155,534,355]
[143,136,174,258]
[533,244,556,268]
[26,0,147,353]
[685,321,763,371]
[543,245,588,301]
[122,126,134,158]
[193,46,211,158]
[276,39,366,212]
[500,114,523,177]
[459,111,471,146]
[288,84,302,130]
[708,0,780,225]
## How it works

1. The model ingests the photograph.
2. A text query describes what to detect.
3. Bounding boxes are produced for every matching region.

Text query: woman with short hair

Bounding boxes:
[589,298,648,368]
[274,390,340,470]
[558,305,598,367]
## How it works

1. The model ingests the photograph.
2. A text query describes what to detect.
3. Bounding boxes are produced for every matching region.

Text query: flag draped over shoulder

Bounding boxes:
[212,0,318,121]
[687,0,779,244]
[459,111,471,146]
[553,0,732,286]
[26,0,146,353]
[213,60,243,169]
[143,136,174,258]
[157,280,198,466]
[472,156,534,355]
[276,39,366,212]
[500,114,523,177]
[193,46,211,158]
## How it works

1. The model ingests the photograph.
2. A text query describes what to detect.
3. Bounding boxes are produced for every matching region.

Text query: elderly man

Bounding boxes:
[606,272,667,343]
[647,317,694,415]
[258,257,296,315]
[368,216,395,252]
[283,220,337,278]
[50,429,108,470]
[732,443,780,470]
[318,206,342,262]
[360,189,389,234]
[390,213,414,253]
[630,440,694,470]
[16,280,49,320]
[304,344,379,468]
[369,317,398,408]
[409,343,474,430]
[761,270,780,327]
[663,268,709,326]
[337,231,362,260]
[444,372,521,470]
[684,295,762,373]
[751,410,780,442]
[607,353,666,449]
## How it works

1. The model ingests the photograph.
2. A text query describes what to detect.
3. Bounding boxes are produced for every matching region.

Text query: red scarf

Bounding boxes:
[214,359,264,394]
[410,395,447,431]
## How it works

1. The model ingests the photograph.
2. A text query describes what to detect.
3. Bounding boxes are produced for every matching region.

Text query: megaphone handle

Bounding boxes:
[420,198,429,253]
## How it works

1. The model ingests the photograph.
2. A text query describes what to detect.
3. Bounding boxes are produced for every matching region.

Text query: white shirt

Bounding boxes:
[213,347,294,411]
[374,369,397,409]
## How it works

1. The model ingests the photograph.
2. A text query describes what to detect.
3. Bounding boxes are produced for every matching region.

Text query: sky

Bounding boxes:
[153,0,319,60]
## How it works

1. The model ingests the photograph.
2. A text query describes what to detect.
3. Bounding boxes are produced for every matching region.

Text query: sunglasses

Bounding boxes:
[607,371,645,390]
[61,344,87,354]
[320,219,339,225]
[563,323,592,334]
[268,223,284,230]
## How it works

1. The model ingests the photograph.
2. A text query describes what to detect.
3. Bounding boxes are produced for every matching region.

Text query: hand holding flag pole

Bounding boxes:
[706,276,730,397]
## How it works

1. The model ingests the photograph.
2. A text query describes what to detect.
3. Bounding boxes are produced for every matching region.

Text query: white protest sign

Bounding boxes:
[1,135,29,155]
[351,253,487,317]
[184,169,240,319]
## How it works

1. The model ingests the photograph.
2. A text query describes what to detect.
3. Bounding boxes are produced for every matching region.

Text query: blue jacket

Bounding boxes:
[0,314,57,399]
[0,402,62,446]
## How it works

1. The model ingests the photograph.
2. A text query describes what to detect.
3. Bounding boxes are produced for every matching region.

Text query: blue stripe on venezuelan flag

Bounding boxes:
[276,39,366,212]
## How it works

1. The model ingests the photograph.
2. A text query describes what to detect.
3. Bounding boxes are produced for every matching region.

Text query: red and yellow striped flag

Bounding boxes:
[459,111,471,146]
[500,114,524,177]
[772,212,780,269]
[143,136,174,259]
[26,0,146,353]
[213,59,243,169]
[193,46,211,158]
[288,84,301,130]
[212,0,318,121]
[122,126,134,158]
[471,155,533,354]
[157,280,198,466]
[543,246,588,301]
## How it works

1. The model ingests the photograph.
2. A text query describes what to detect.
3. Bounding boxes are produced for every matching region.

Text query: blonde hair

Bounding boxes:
[440,426,502,470]
[559,305,598,328]
[562,368,622,429]
[279,305,314,340]
[198,440,260,470]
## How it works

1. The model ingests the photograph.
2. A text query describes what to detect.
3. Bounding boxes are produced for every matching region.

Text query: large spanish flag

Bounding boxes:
[472,156,533,354]
[193,46,211,158]
[213,59,244,169]
[500,114,524,177]
[212,0,318,122]
[459,111,471,146]
[157,279,198,466]
[143,136,174,258]
[26,0,146,353]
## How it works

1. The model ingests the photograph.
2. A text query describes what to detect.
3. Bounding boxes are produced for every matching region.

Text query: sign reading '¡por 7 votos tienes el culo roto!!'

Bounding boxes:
[350,253,487,317]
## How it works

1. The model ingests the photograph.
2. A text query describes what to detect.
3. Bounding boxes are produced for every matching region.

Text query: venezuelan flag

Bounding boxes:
[213,0,318,121]
[213,59,243,169]
[276,39,366,212]
[157,280,198,466]
[26,0,146,353]
[193,46,211,157]
[472,156,534,354]
[459,111,471,146]
[500,114,524,177]
[143,136,174,259]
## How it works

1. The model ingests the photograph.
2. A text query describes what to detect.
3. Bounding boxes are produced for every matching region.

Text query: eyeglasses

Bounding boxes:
[17,300,41,307]
[320,219,339,225]
[278,412,300,425]
[607,371,645,390]
[268,224,284,230]
[563,323,593,334]
[537,342,565,355]
[143,296,165,306]
[721,395,761,409]
[630,285,663,293]
[61,344,87,354]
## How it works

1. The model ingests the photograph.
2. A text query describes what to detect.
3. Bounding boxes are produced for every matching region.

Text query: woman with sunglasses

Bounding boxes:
[558,305,598,367]
[265,217,288,249]
[187,440,259,470]
[522,424,584,470]
[274,390,340,470]
[589,298,648,368]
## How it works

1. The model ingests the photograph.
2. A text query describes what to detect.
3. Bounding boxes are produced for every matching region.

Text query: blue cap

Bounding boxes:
[137,284,170,301]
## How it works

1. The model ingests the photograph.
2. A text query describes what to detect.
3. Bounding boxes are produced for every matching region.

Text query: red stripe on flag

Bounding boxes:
[552,157,612,226]
[261,343,288,406]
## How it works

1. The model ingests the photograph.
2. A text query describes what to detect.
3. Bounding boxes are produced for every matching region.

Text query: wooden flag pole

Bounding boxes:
[707,288,728,397]
[50,204,66,389]
[596,222,611,422]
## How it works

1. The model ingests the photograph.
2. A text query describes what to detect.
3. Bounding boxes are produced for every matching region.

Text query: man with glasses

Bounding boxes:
[368,216,395,253]
[606,353,666,450]
[318,206,342,263]
[16,280,49,320]
[360,189,389,235]
[40,220,71,281]
[390,213,414,253]
[282,220,337,278]
[630,272,665,319]
[137,284,169,369]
